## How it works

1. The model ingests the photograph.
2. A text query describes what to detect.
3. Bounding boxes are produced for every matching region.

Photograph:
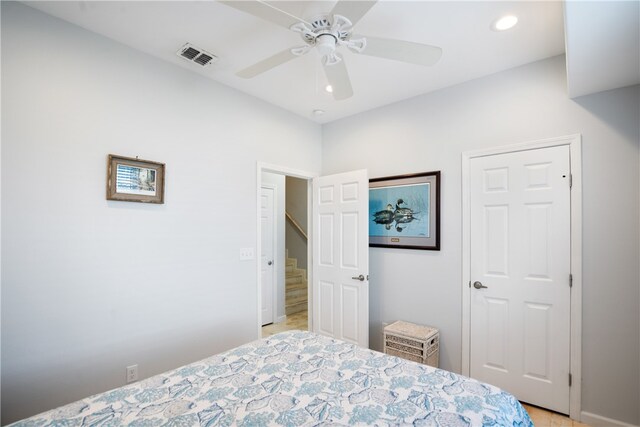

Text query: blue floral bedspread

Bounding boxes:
[11,330,532,426]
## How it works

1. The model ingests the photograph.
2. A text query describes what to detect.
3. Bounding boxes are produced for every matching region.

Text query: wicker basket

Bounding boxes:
[383,320,439,368]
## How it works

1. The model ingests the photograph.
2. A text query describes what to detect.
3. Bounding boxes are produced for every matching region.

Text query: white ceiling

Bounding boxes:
[25,1,566,123]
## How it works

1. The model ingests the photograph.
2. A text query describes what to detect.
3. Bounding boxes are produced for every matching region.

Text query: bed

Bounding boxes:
[10,330,532,426]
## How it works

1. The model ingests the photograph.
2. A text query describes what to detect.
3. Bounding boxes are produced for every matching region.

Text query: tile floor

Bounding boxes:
[261,310,308,337]
[261,314,590,427]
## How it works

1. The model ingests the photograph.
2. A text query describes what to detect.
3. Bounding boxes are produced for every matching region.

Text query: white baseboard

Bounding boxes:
[580,411,639,427]
[275,315,287,324]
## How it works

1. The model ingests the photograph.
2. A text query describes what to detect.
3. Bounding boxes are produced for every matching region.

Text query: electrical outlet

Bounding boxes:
[239,247,254,260]
[126,365,138,383]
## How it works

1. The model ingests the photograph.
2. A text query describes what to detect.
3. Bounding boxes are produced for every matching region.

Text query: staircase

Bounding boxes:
[285,253,308,315]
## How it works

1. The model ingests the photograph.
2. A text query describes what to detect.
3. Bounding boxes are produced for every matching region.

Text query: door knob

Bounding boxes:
[267,260,273,266]
[473,281,488,289]
[352,274,365,281]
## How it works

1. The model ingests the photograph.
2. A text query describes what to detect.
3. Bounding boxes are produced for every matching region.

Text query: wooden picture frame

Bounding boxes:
[106,154,165,204]
[369,171,440,250]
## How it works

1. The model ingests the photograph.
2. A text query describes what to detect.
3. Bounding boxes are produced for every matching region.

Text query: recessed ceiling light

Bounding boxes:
[492,15,518,31]
[325,85,333,93]
[313,109,325,116]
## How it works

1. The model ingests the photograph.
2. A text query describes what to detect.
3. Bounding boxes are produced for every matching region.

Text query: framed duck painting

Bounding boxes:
[369,171,440,250]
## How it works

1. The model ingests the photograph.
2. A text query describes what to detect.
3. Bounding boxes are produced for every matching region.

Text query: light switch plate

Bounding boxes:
[239,248,254,260]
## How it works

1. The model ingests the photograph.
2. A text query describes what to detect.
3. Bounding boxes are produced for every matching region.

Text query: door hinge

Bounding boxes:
[569,373,572,387]
[569,273,573,288]
[468,281,471,288]
[569,174,573,189]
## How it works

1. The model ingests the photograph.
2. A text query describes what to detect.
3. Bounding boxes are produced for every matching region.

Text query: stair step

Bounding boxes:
[286,288,307,300]
[284,252,307,315]
[286,275,305,285]
[286,268,305,277]
[286,293,307,306]
[285,300,307,315]
[284,280,308,291]
[287,269,304,277]
[286,280,307,291]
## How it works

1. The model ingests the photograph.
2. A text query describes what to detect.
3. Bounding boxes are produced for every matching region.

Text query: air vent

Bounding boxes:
[194,53,214,66]
[176,43,218,67]
[181,47,200,60]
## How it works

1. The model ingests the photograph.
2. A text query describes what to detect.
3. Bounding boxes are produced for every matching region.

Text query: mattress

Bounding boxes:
[10,330,532,426]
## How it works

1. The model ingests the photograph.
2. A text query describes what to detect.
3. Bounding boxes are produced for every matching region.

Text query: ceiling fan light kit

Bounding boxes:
[221,0,442,101]
[316,34,338,57]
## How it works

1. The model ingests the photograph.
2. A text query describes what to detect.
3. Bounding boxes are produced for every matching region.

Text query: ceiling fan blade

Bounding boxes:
[323,54,353,101]
[330,0,377,27]
[237,49,300,78]
[218,0,310,29]
[353,34,442,66]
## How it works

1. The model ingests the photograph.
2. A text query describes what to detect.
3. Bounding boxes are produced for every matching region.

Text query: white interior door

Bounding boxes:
[261,186,275,326]
[312,169,369,347]
[469,146,571,413]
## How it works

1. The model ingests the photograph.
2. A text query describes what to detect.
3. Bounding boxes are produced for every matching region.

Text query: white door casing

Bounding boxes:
[469,145,571,413]
[261,185,275,326]
[256,163,316,338]
[313,169,369,347]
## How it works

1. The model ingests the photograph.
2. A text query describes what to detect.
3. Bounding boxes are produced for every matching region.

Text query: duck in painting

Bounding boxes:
[372,203,395,230]
[393,199,418,232]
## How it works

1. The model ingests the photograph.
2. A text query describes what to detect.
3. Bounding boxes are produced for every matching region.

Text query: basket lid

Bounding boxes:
[385,321,438,340]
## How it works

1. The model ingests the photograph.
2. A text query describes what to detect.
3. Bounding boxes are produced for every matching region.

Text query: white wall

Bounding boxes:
[323,56,640,425]
[261,172,286,322]
[0,3,321,423]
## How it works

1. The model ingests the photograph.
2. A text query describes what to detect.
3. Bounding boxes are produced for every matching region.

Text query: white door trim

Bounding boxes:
[261,183,278,326]
[256,162,317,338]
[461,134,582,420]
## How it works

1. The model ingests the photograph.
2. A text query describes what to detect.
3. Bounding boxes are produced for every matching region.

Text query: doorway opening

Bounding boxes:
[256,163,315,338]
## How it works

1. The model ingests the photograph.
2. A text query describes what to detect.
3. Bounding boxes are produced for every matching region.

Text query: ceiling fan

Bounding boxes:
[219,0,442,101]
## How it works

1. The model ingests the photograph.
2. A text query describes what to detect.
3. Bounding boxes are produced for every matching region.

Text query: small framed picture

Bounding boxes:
[106,155,165,204]
[369,171,440,250]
